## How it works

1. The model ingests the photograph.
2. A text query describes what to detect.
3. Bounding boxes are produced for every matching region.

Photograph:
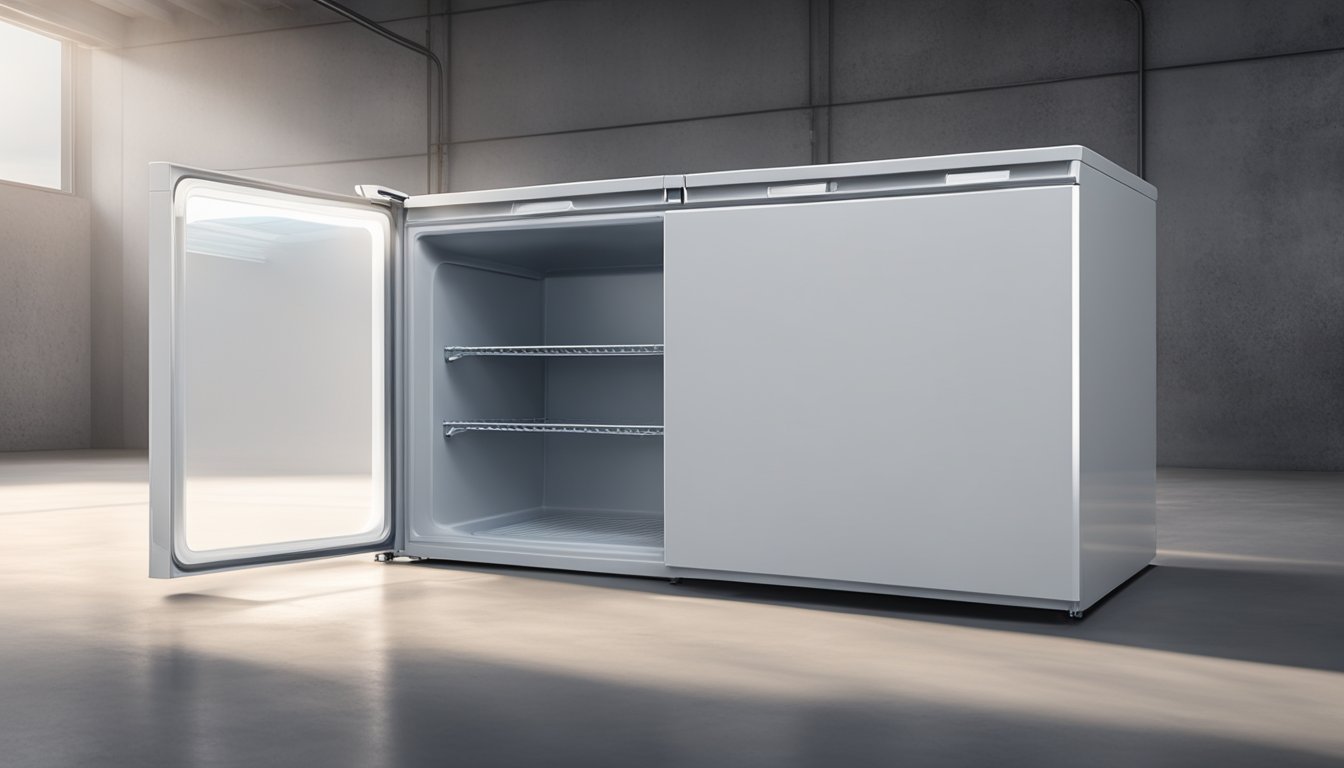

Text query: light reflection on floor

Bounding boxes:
[0,450,1342,767]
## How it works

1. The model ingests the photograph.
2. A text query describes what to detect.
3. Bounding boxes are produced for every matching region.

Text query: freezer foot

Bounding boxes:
[1067,608,1084,619]
[374,552,395,563]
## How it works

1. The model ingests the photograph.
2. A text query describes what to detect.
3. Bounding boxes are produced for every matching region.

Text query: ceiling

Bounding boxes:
[0,0,302,47]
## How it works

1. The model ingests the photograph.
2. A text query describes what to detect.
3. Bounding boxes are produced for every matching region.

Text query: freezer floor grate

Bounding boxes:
[472,509,663,549]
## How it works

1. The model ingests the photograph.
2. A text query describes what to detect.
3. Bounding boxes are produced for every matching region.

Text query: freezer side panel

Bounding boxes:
[664,188,1077,601]
[1077,167,1157,609]
[149,186,175,577]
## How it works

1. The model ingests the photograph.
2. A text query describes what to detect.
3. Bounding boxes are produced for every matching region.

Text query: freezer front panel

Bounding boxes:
[664,185,1080,601]
[149,165,398,577]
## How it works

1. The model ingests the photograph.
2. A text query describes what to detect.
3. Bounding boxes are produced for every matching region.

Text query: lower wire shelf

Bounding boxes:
[445,344,664,362]
[443,419,664,438]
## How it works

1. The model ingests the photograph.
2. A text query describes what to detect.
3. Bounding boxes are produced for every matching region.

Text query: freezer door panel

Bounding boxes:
[664,186,1078,600]
[149,164,397,577]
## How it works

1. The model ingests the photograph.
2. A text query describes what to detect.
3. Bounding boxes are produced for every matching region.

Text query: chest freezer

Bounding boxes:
[148,145,1157,617]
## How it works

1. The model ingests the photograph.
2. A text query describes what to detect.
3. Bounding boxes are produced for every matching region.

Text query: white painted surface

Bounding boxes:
[664,188,1079,601]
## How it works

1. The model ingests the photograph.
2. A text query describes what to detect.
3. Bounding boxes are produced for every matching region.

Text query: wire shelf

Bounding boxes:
[445,344,664,362]
[443,419,664,438]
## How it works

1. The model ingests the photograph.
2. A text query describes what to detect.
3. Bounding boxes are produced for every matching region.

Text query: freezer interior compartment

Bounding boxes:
[413,218,664,558]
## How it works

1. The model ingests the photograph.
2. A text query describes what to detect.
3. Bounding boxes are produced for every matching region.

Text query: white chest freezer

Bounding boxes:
[148,145,1157,617]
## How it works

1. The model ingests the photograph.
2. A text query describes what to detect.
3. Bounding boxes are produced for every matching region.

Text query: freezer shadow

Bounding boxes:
[385,652,1339,768]
[407,559,1344,673]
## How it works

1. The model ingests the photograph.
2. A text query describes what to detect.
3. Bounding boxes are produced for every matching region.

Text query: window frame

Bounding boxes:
[0,20,72,194]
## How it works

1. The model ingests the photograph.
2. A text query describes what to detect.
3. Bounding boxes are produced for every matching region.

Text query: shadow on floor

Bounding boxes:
[406,559,1344,673]
[2,635,1337,768]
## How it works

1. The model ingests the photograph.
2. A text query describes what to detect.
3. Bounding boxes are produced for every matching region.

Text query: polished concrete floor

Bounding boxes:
[1,451,1341,767]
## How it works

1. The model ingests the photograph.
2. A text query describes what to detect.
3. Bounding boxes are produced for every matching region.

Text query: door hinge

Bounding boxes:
[355,184,409,204]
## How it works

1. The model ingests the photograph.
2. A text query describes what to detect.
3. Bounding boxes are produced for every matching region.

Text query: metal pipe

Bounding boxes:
[310,0,448,192]
[1122,0,1145,178]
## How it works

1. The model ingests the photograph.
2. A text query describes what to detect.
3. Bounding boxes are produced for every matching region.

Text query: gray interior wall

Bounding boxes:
[422,226,666,526]
[432,262,544,528]
[89,0,1343,470]
[542,270,665,515]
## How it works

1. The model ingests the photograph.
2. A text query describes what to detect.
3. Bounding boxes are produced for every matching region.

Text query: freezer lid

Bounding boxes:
[148,163,401,578]
[680,145,1156,205]
[403,174,686,221]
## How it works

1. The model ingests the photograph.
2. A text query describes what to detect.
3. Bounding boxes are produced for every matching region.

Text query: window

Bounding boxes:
[0,20,67,191]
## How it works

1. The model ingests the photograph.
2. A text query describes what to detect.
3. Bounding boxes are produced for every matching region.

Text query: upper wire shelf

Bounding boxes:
[443,419,664,438]
[445,344,664,362]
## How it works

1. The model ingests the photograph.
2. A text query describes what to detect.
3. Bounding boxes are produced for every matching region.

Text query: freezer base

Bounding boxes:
[399,542,1118,615]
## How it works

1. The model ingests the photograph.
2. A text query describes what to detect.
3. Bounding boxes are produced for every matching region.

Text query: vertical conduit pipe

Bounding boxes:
[1122,0,1145,178]
[310,0,448,193]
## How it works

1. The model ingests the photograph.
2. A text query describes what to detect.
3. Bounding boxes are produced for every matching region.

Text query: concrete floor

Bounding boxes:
[0,451,1341,767]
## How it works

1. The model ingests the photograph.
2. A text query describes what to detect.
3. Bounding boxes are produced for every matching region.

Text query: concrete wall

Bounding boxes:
[0,41,92,452]
[90,0,1344,469]
[0,183,91,450]
[1146,1,1344,471]
[440,0,1344,470]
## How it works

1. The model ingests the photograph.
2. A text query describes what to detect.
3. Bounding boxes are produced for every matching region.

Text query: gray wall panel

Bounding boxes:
[118,20,428,172]
[449,0,541,12]
[122,1,428,48]
[830,75,1138,172]
[1150,51,1344,469]
[1146,0,1344,68]
[90,50,124,448]
[447,110,812,190]
[0,185,91,450]
[118,162,149,449]
[227,156,432,199]
[832,0,1135,102]
[449,0,809,141]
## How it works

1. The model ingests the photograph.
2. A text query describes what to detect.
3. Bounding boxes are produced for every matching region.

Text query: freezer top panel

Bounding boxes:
[400,146,1151,222]
[681,145,1155,202]
[406,174,685,222]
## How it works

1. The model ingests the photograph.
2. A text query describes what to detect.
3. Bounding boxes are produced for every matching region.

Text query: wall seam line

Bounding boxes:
[216,152,431,173]
[448,43,1344,148]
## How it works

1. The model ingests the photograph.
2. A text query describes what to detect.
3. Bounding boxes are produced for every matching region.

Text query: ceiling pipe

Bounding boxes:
[310,0,448,193]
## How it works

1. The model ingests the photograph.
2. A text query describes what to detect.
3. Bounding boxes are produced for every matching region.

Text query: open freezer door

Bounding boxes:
[149,164,399,577]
